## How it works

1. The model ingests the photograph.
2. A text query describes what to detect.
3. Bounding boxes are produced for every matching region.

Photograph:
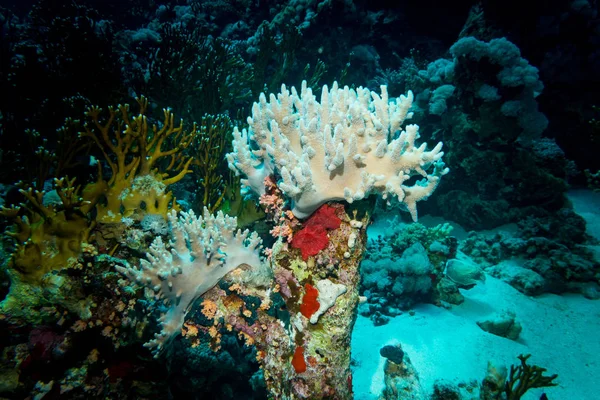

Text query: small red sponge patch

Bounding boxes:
[305,204,341,230]
[291,204,341,260]
[300,283,320,319]
[291,225,329,260]
[292,346,307,373]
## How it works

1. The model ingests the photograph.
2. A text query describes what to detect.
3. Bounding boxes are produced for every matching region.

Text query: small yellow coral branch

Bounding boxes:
[78,96,199,222]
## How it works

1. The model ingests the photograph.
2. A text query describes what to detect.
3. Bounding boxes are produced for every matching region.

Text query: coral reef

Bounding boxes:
[390,36,575,231]
[1,1,596,398]
[460,210,600,297]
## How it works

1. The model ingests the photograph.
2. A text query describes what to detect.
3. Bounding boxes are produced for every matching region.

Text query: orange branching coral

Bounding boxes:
[270,225,294,243]
[200,299,218,320]
[182,322,202,348]
[0,177,94,283]
[261,176,299,243]
[80,96,197,222]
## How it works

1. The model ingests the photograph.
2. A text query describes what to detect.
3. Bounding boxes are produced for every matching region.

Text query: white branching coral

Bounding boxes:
[226,81,449,220]
[116,208,263,354]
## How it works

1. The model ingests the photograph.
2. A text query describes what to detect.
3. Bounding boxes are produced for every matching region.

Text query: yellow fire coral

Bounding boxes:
[80,96,197,223]
[0,177,94,283]
[0,97,199,282]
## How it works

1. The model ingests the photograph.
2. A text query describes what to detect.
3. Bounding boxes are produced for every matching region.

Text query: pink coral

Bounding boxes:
[270,224,294,243]
[260,176,284,214]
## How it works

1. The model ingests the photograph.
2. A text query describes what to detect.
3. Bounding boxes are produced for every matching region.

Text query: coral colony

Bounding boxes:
[115,81,447,397]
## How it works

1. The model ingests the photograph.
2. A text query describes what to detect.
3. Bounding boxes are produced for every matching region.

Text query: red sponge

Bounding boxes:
[291,204,341,261]
[305,204,341,230]
[291,225,329,260]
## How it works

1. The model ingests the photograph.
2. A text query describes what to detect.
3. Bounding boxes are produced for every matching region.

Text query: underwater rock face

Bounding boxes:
[487,262,546,296]
[380,344,405,365]
[380,347,427,400]
[445,258,486,288]
[476,310,522,340]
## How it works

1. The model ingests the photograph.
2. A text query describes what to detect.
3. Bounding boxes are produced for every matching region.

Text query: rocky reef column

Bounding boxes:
[260,203,368,399]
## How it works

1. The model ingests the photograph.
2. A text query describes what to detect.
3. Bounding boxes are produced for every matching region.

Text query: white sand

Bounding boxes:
[351,189,600,399]
[352,276,600,399]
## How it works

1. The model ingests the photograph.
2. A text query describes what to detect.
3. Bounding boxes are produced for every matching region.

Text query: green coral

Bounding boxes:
[0,262,95,325]
[251,23,302,96]
[147,29,254,117]
[190,114,232,213]
[392,222,453,254]
[584,169,600,192]
[220,177,265,229]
